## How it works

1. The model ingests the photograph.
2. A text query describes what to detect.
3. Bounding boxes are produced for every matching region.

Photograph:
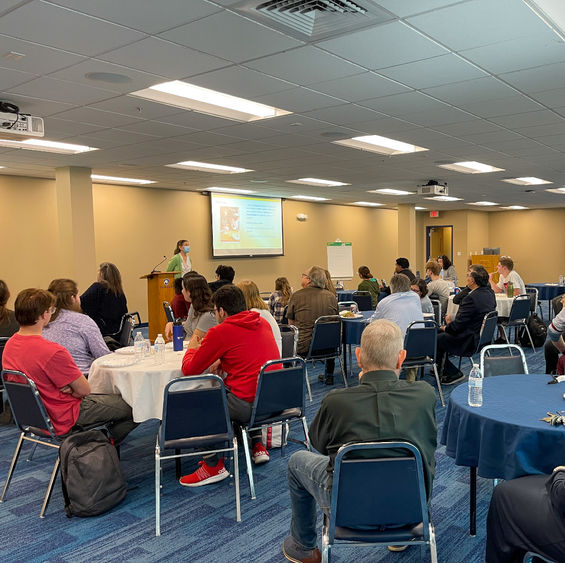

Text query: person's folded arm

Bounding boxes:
[67,374,90,398]
[181,330,221,376]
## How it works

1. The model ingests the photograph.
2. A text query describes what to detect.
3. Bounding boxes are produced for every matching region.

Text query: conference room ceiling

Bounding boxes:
[1,0,565,210]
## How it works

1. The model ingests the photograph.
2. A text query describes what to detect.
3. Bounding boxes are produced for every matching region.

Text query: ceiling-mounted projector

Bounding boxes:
[0,112,44,140]
[417,180,448,196]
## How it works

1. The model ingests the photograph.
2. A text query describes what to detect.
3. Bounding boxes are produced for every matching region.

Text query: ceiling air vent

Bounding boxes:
[233,0,393,41]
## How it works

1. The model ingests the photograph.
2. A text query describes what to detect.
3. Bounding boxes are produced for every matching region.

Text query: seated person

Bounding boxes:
[489,256,525,296]
[394,257,416,282]
[170,277,189,320]
[208,264,235,293]
[165,274,217,344]
[281,319,437,563]
[323,269,337,298]
[0,279,18,338]
[43,279,110,376]
[437,265,496,385]
[426,259,452,316]
[545,297,565,374]
[3,288,137,443]
[80,262,127,336]
[369,273,423,335]
[486,466,565,562]
[438,254,458,286]
[357,265,380,308]
[411,279,434,315]
[268,276,292,324]
[180,285,280,485]
[237,280,281,356]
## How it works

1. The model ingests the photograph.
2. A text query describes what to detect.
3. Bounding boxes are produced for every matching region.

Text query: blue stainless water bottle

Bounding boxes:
[172,321,183,351]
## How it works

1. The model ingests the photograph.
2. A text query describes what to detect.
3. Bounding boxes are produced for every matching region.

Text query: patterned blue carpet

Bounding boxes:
[0,340,547,562]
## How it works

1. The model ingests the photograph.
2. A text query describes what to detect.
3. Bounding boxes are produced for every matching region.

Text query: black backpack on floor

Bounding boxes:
[59,429,127,517]
[519,314,547,348]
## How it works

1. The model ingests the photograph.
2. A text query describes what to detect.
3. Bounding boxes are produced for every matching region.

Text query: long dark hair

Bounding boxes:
[47,279,81,322]
[439,255,452,269]
[184,275,213,314]
[274,277,292,306]
[99,262,124,296]
[0,280,10,322]
[174,239,189,255]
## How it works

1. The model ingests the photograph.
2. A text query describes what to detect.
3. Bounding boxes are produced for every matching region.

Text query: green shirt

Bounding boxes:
[357,278,380,308]
[309,369,437,497]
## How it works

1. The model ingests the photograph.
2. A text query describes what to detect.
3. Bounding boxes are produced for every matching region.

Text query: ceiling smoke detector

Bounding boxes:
[233,0,392,41]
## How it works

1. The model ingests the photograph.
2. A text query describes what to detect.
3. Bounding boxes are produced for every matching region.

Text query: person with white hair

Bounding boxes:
[281,319,438,563]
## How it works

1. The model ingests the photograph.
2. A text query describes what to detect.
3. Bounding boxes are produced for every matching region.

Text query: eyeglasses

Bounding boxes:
[301,273,310,279]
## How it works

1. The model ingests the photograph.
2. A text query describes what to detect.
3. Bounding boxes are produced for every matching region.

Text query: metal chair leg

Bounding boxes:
[304,365,312,402]
[337,356,347,388]
[155,446,161,536]
[27,442,38,462]
[432,364,445,407]
[233,439,241,522]
[40,456,60,518]
[241,428,256,500]
[0,432,24,503]
[301,417,311,451]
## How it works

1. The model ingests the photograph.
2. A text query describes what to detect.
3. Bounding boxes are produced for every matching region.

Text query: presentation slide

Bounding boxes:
[210,193,284,257]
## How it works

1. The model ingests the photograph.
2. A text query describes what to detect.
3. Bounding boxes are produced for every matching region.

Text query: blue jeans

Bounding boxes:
[288,450,332,550]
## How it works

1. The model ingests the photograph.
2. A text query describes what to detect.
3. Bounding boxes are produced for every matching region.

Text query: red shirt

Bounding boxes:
[182,310,280,402]
[170,293,189,319]
[2,333,83,435]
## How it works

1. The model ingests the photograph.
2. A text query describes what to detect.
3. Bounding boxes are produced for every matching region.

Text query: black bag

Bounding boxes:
[519,314,547,348]
[59,429,126,517]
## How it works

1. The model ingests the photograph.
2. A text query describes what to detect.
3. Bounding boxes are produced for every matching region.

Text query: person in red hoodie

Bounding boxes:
[180,284,280,487]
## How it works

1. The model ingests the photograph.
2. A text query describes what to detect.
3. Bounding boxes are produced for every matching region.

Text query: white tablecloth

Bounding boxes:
[89,349,183,422]
[447,293,514,320]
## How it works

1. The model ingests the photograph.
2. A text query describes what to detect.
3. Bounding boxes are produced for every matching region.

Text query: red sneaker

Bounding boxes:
[252,443,270,465]
[179,459,229,487]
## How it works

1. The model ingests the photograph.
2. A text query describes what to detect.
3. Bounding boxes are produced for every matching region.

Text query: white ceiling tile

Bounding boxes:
[407,0,549,51]
[533,87,565,108]
[423,77,518,105]
[317,21,448,70]
[432,120,507,137]
[0,1,145,56]
[301,104,383,126]
[1,94,73,117]
[358,91,450,116]
[44,117,106,136]
[375,0,472,18]
[0,65,38,89]
[159,11,303,63]
[491,109,563,129]
[90,96,186,120]
[254,87,343,113]
[378,54,486,89]
[156,110,237,131]
[48,0,222,34]
[48,106,144,128]
[119,119,197,138]
[501,61,565,93]
[462,95,545,118]
[97,37,230,80]
[244,46,362,86]
[308,72,411,102]
[402,106,475,127]
[0,33,86,74]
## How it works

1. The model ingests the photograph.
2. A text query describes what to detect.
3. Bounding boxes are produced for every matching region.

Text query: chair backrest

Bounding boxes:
[279,325,298,358]
[508,294,531,323]
[0,336,9,373]
[160,375,233,450]
[249,357,306,427]
[524,287,538,314]
[477,310,499,349]
[118,314,136,347]
[429,298,441,325]
[337,301,358,313]
[404,320,438,361]
[1,370,57,438]
[162,301,175,323]
[307,315,342,360]
[329,441,430,539]
[352,292,373,311]
[480,344,528,377]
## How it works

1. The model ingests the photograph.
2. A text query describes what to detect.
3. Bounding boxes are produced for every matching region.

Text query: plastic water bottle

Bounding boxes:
[134,331,144,360]
[154,334,166,364]
[468,364,483,407]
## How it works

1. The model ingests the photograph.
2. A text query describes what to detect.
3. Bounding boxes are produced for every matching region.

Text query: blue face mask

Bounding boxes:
[183,245,190,253]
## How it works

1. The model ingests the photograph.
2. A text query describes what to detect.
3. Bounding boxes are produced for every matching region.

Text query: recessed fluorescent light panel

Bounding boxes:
[500,205,528,210]
[91,174,155,185]
[368,188,412,195]
[333,134,428,156]
[166,161,252,174]
[438,161,504,174]
[502,177,551,185]
[0,138,97,154]
[206,187,256,194]
[467,201,498,206]
[425,196,463,202]
[130,80,291,122]
[352,201,383,207]
[290,195,329,201]
[286,178,349,187]
[546,187,565,194]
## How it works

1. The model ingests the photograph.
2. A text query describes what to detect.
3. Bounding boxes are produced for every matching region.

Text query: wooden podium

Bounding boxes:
[140,271,179,342]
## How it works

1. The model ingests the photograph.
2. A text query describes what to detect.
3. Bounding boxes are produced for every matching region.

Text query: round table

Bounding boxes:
[526,283,565,302]
[89,348,183,422]
[446,292,513,319]
[440,373,565,534]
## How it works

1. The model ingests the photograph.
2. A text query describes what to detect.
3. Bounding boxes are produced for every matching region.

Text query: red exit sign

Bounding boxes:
[429,210,439,218]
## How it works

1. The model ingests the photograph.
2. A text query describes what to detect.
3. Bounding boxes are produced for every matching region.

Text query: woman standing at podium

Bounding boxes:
[81,262,127,336]
[167,239,192,278]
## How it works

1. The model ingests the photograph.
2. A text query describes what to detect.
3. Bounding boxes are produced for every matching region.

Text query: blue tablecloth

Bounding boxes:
[441,374,565,480]
[526,283,565,301]
[342,311,372,346]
